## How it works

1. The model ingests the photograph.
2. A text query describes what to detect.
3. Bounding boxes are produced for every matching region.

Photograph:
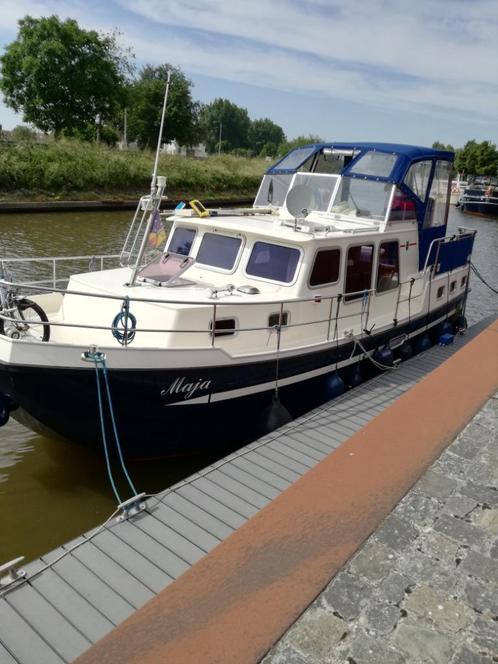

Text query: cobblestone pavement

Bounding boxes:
[262,394,498,664]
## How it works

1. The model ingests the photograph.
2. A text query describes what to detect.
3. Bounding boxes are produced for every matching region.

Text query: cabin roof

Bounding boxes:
[267,142,454,183]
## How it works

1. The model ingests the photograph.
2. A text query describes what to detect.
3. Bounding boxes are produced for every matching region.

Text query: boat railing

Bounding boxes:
[0,254,122,289]
[0,269,439,351]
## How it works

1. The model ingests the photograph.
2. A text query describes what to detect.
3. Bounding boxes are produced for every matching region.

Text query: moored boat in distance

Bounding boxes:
[456,179,498,217]
[0,143,476,457]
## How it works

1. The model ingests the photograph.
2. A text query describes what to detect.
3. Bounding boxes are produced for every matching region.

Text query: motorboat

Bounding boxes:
[0,143,476,457]
[456,181,498,217]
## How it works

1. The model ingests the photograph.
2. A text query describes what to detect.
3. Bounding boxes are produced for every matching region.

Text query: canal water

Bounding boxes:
[0,207,496,564]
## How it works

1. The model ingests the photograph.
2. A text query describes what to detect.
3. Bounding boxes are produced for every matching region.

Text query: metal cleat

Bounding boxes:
[0,556,26,588]
[116,492,147,522]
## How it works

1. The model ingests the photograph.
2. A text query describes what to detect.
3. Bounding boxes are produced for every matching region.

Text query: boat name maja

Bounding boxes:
[161,377,212,400]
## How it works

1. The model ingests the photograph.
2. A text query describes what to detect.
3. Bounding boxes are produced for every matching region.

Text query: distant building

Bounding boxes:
[163,140,207,159]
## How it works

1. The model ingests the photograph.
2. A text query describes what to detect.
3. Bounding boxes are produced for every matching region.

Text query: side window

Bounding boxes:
[404,160,432,201]
[424,160,451,228]
[246,242,300,283]
[376,241,399,293]
[167,227,196,256]
[345,244,374,301]
[309,249,340,286]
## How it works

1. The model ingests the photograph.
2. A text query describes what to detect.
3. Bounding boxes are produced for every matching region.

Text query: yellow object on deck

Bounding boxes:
[189,199,209,218]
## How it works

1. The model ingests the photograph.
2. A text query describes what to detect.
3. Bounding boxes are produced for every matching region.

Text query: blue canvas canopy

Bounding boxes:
[266,143,455,270]
[267,142,454,184]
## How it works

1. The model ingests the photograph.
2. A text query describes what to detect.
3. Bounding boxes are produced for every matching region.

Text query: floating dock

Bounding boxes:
[0,315,496,664]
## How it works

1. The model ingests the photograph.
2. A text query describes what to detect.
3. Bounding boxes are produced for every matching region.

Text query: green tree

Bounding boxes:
[199,98,251,153]
[126,64,200,149]
[454,140,498,176]
[278,134,323,155]
[248,118,285,156]
[432,141,455,152]
[0,16,130,137]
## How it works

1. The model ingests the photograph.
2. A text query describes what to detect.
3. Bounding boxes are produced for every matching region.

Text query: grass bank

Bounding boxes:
[0,139,268,202]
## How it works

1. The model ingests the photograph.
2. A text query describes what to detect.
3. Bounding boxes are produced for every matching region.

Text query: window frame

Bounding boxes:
[209,317,238,338]
[244,240,302,285]
[308,247,342,289]
[343,242,376,303]
[195,231,245,274]
[268,311,290,328]
[166,225,197,257]
[375,240,400,296]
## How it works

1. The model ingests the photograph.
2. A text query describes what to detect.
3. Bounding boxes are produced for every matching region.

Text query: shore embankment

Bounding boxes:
[0,139,267,205]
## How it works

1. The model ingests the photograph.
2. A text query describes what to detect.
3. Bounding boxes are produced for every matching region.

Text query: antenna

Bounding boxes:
[151,70,172,194]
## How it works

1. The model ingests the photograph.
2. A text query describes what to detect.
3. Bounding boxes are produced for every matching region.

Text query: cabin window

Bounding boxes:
[345,244,374,301]
[210,318,236,337]
[424,160,452,228]
[309,249,340,286]
[376,242,399,293]
[268,312,289,328]
[167,227,196,256]
[349,151,397,177]
[331,177,391,220]
[437,285,445,298]
[461,275,467,287]
[246,242,300,283]
[388,187,417,222]
[450,280,456,293]
[404,160,432,201]
[196,233,242,271]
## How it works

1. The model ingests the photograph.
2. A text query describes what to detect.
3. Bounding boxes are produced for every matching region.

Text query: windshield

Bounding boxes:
[330,177,392,220]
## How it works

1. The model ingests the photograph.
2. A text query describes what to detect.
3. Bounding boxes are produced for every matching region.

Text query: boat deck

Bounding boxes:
[0,317,494,664]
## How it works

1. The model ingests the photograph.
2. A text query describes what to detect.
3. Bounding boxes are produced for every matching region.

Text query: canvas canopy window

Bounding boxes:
[404,160,432,201]
[349,151,397,177]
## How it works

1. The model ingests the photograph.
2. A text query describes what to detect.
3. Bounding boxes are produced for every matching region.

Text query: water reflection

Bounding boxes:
[0,207,496,563]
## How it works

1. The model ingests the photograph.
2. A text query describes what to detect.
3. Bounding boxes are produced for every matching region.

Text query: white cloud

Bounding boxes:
[116,0,498,86]
[1,0,497,129]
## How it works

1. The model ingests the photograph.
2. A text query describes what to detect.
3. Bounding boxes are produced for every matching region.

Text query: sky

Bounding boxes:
[0,0,497,148]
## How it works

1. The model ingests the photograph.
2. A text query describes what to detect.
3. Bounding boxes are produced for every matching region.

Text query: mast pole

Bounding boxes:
[151,70,172,194]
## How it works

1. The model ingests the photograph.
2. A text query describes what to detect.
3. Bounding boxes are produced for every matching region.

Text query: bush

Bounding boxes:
[0,140,268,199]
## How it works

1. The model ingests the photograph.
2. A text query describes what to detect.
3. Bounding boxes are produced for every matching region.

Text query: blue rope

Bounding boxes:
[100,357,138,496]
[92,356,122,504]
[89,350,139,502]
[112,298,137,345]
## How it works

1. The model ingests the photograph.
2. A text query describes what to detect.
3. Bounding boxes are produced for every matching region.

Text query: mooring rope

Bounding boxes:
[471,261,498,295]
[89,350,138,502]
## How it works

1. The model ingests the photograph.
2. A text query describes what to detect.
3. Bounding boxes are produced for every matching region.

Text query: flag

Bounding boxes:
[147,210,166,249]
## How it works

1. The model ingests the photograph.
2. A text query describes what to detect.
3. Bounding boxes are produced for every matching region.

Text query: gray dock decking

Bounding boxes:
[0,319,493,664]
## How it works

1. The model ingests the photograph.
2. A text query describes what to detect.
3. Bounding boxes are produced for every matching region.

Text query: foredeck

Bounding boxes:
[0,316,495,664]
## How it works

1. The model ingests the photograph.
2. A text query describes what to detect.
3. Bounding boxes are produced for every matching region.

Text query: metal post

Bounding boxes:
[326,296,334,341]
[211,303,217,347]
[151,71,172,195]
[274,302,284,398]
